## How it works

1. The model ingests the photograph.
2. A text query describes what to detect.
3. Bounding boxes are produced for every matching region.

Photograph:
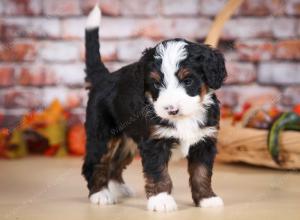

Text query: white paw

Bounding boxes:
[199,196,224,208]
[108,180,135,198]
[147,192,177,212]
[89,188,118,205]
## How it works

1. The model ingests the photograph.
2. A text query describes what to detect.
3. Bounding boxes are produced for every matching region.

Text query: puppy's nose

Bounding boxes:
[164,105,179,115]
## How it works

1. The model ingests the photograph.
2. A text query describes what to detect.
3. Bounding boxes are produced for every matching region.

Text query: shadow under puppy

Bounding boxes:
[82,5,227,212]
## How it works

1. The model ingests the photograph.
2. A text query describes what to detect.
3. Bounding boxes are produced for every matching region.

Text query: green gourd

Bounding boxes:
[267,112,300,164]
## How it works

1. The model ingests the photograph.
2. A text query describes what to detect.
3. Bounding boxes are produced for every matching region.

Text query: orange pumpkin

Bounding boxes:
[67,123,86,155]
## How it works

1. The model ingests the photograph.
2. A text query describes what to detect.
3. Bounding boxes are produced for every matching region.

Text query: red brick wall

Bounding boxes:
[0,0,300,128]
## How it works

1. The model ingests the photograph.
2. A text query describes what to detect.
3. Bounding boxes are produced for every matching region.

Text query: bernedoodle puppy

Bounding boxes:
[82,5,227,212]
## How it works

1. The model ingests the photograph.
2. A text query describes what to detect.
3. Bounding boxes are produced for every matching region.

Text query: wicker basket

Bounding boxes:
[216,120,300,170]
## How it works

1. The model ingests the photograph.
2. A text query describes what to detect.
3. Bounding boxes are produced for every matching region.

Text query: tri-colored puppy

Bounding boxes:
[82,6,227,212]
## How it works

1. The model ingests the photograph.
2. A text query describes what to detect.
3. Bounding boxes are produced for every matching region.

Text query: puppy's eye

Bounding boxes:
[153,82,161,89]
[183,78,193,86]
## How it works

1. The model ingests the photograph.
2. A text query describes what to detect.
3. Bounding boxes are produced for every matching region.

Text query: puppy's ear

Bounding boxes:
[190,44,227,90]
[140,48,156,66]
[203,47,227,89]
[139,47,157,83]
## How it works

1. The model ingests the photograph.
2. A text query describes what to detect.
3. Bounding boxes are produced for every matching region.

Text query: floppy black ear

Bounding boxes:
[139,47,156,76]
[189,44,227,90]
[202,47,227,89]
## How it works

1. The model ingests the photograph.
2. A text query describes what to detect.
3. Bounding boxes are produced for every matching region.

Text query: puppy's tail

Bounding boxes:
[85,5,109,88]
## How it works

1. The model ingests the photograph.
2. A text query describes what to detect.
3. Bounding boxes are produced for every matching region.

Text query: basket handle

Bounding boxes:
[204,0,245,48]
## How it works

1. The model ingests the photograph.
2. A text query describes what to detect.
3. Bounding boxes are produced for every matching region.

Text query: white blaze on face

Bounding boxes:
[153,41,201,120]
[155,41,187,89]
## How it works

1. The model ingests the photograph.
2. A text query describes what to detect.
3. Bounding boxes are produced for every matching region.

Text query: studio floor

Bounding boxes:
[0,157,299,220]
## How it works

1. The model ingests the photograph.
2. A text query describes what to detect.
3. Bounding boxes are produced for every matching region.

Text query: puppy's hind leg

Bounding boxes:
[108,136,136,199]
[82,96,119,205]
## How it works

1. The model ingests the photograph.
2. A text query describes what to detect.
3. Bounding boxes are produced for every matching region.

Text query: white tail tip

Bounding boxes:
[86,5,101,30]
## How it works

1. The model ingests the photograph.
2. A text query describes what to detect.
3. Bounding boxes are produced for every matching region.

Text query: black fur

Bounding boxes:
[140,138,176,182]
[186,41,227,90]
[82,27,227,204]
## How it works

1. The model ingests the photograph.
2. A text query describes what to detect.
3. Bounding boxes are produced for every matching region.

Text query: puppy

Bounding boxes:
[82,6,227,212]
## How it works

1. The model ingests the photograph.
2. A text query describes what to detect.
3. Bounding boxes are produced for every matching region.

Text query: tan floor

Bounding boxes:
[0,157,299,220]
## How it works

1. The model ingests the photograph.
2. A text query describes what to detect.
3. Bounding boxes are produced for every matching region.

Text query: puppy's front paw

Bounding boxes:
[108,180,135,198]
[147,192,177,212]
[89,188,118,205]
[199,196,224,208]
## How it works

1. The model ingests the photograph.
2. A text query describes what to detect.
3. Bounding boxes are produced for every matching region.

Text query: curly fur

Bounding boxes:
[82,5,227,210]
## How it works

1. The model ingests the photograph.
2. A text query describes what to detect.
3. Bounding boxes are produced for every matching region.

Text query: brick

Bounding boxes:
[65,89,87,108]
[100,41,118,61]
[237,86,281,107]
[62,17,142,39]
[0,41,36,61]
[0,1,3,15]
[0,66,15,87]
[235,40,274,61]
[225,62,256,84]
[275,40,300,60]
[42,87,87,107]
[138,19,172,40]
[81,0,120,16]
[218,85,281,108]
[51,64,85,87]
[298,21,300,37]
[43,0,81,16]
[18,64,84,87]
[80,41,118,62]
[2,89,42,109]
[258,63,300,85]
[222,18,272,39]
[199,0,227,16]
[42,87,68,107]
[272,18,297,39]
[1,17,61,39]
[2,0,42,15]
[63,17,212,40]
[286,0,300,15]
[39,41,80,62]
[18,65,57,86]
[105,62,132,72]
[282,87,300,106]
[140,18,211,40]
[100,18,142,39]
[0,97,3,109]
[121,0,159,16]
[162,0,199,16]
[100,0,121,16]
[61,18,85,39]
[238,0,285,16]
[216,88,238,107]
[117,38,156,61]
[63,17,211,40]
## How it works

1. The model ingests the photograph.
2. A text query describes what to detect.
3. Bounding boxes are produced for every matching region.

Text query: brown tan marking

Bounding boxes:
[188,163,215,206]
[89,138,121,194]
[89,136,136,195]
[144,165,172,198]
[177,68,190,80]
[110,137,136,183]
[200,84,208,100]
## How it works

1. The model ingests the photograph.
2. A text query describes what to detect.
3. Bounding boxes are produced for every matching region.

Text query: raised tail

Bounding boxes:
[85,5,109,87]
